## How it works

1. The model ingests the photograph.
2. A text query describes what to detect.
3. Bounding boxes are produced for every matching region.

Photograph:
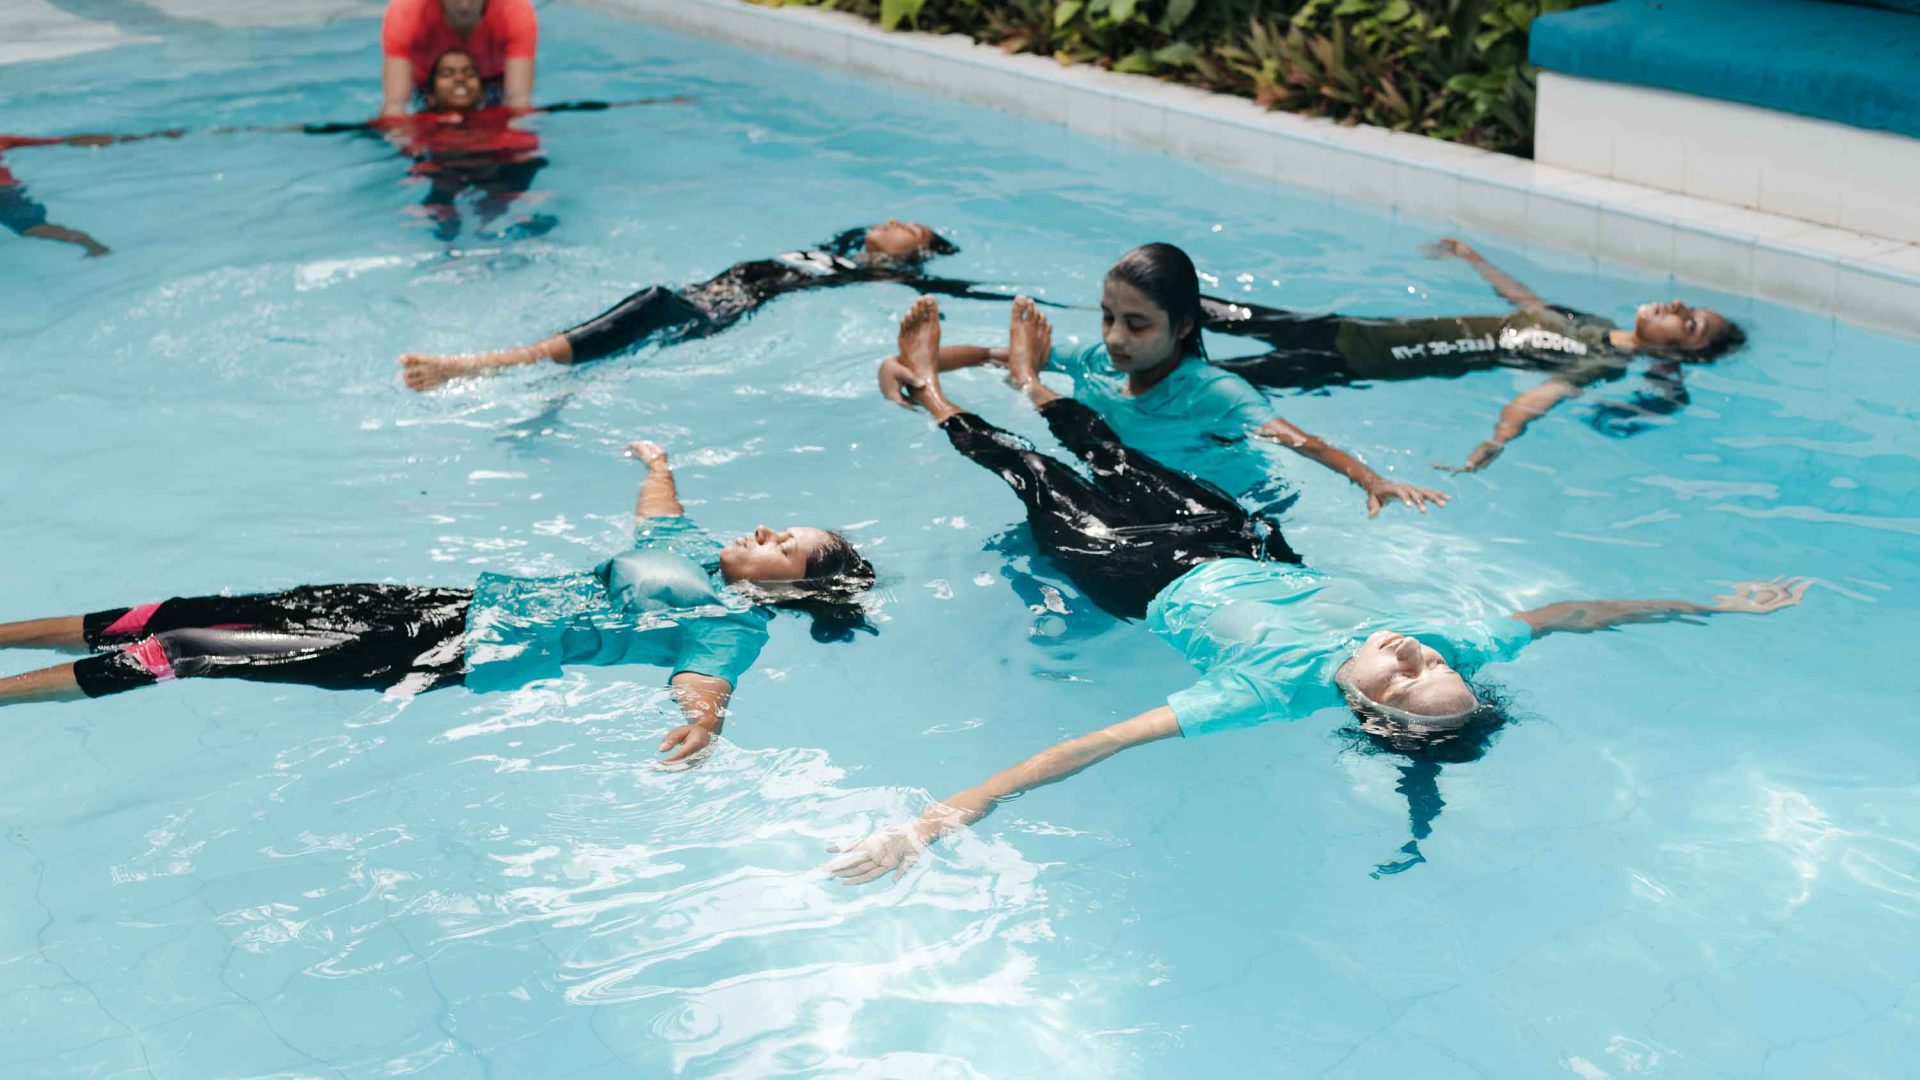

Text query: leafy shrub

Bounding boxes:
[752,0,1596,155]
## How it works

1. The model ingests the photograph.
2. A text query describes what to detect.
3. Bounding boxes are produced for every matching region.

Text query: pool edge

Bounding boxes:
[569,0,1920,341]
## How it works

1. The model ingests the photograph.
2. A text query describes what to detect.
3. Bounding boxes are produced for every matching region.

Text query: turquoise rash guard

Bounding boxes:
[1047,340,1278,498]
[462,516,770,693]
[1145,559,1533,737]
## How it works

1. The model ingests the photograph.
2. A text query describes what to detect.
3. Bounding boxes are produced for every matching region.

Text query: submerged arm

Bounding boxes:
[826,707,1182,884]
[1437,379,1581,473]
[657,671,733,763]
[537,95,696,114]
[627,441,683,518]
[1256,416,1449,518]
[22,223,109,257]
[1428,238,1547,311]
[1513,578,1810,638]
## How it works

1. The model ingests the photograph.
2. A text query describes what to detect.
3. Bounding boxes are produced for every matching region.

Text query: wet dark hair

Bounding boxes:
[1106,242,1207,360]
[1688,317,1746,362]
[765,531,878,644]
[1338,679,1522,860]
[923,230,960,257]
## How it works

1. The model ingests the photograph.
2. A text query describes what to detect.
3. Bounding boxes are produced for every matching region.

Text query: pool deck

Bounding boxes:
[573,0,1920,340]
[5,0,1917,338]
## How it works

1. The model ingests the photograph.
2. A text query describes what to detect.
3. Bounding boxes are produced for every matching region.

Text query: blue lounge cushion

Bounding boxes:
[1530,0,1920,138]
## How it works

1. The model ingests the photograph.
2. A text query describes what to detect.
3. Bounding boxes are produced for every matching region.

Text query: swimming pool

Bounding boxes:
[3,4,1918,1075]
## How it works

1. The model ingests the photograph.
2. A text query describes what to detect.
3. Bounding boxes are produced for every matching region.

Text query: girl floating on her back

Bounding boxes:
[398,216,1049,391]
[0,443,874,763]
[1201,238,1746,471]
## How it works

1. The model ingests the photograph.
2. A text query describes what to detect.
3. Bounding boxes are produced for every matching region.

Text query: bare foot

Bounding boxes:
[400,352,484,392]
[1006,296,1051,387]
[895,296,944,407]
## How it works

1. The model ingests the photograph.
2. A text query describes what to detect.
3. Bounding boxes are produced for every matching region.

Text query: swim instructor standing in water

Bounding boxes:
[382,0,539,116]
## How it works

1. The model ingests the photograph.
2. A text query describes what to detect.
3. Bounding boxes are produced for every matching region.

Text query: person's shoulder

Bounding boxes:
[1049,339,1107,378]
[381,0,431,39]
[1181,358,1270,411]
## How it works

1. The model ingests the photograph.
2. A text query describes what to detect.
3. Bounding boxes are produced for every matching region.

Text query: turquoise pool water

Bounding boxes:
[2,6,1918,1077]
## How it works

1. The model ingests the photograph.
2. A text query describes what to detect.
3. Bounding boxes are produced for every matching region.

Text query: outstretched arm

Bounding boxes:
[657,671,733,764]
[22,223,109,257]
[627,440,683,518]
[1436,378,1581,473]
[826,707,1181,884]
[1513,577,1809,638]
[1427,238,1547,312]
[1256,416,1449,517]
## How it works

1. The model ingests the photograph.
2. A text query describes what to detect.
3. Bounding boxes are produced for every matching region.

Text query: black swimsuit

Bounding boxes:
[74,585,472,698]
[1201,298,1630,391]
[560,228,1028,364]
[940,399,1299,620]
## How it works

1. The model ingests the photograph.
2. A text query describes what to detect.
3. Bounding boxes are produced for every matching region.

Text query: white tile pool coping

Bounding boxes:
[575,0,1920,340]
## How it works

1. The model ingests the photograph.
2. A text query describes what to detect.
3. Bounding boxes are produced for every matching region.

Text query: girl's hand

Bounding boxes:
[627,440,669,466]
[876,355,924,407]
[1424,238,1476,260]
[657,722,713,764]
[1435,439,1504,474]
[824,823,931,885]
[1709,577,1811,614]
[1363,477,1451,517]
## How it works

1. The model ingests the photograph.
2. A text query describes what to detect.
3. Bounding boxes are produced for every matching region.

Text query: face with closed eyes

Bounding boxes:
[1634,299,1732,358]
[863,219,937,261]
[1339,630,1480,720]
[1100,278,1187,375]
[718,525,834,583]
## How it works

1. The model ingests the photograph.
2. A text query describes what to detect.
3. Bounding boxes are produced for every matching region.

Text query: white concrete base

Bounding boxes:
[1537,71,1920,246]
[570,0,1920,339]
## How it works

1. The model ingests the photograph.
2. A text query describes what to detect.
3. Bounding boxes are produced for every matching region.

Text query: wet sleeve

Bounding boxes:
[497,0,540,59]
[1168,666,1327,737]
[634,516,723,565]
[671,611,768,687]
[381,0,421,59]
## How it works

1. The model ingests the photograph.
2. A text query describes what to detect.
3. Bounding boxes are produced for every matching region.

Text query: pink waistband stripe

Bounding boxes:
[124,636,176,683]
[102,602,162,639]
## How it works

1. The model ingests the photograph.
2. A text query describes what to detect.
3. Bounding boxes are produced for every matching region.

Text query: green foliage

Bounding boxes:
[752,0,1599,154]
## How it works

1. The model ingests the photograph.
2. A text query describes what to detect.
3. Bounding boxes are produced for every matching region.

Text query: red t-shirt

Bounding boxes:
[381,0,539,88]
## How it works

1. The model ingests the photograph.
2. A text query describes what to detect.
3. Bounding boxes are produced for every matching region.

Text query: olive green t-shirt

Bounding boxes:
[1335,307,1628,386]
